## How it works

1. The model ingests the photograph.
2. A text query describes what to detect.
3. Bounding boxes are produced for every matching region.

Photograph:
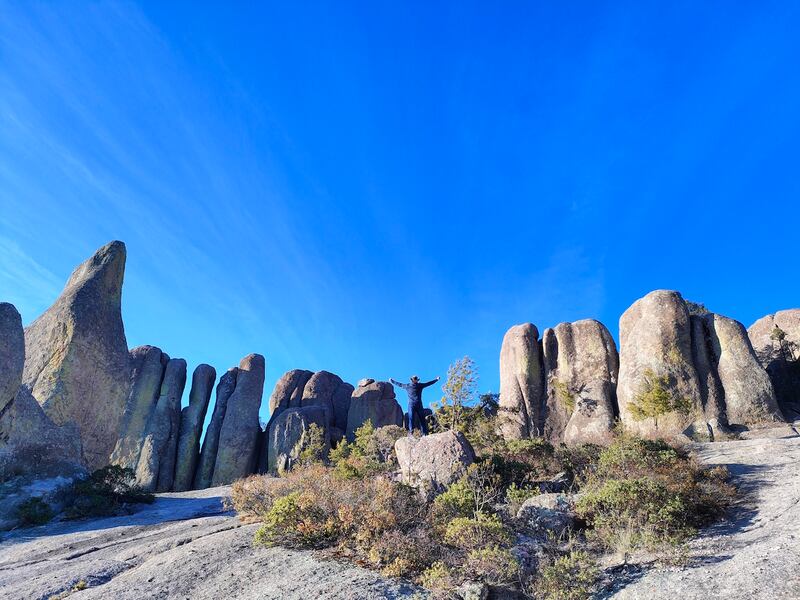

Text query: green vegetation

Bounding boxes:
[15,496,54,526]
[553,379,576,413]
[59,465,154,519]
[433,355,478,431]
[628,368,692,426]
[232,359,734,599]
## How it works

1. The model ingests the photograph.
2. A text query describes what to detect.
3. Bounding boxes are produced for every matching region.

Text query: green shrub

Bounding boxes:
[628,369,692,425]
[576,436,734,554]
[329,423,407,479]
[536,550,598,600]
[297,423,328,466]
[420,561,458,591]
[16,497,54,526]
[61,465,154,519]
[444,514,512,550]
[432,479,475,522]
[464,546,520,584]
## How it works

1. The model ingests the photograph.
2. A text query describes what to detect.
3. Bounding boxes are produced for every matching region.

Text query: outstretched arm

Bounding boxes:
[390,378,407,389]
[421,376,440,388]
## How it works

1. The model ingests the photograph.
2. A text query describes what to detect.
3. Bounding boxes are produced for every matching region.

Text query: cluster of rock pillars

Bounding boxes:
[1,241,799,492]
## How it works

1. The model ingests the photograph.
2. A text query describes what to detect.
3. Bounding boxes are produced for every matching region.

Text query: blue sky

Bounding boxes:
[2,1,800,424]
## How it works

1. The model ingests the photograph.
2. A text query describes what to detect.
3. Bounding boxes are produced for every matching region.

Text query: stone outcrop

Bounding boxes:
[332,381,355,434]
[702,313,781,425]
[266,406,330,474]
[21,241,131,469]
[300,370,344,427]
[345,379,403,440]
[0,303,82,478]
[135,358,187,492]
[618,290,782,439]
[499,323,544,440]
[268,369,313,416]
[211,354,265,486]
[395,430,475,493]
[542,319,619,446]
[0,303,25,415]
[110,346,168,470]
[194,367,238,489]
[617,290,705,438]
[748,310,800,420]
[173,364,216,492]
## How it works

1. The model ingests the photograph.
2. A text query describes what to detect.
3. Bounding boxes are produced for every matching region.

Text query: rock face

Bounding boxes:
[618,290,782,439]
[0,303,25,415]
[211,354,265,486]
[300,370,344,428]
[173,364,216,492]
[702,314,781,425]
[110,346,168,470]
[194,368,238,489]
[332,381,354,433]
[395,430,475,493]
[617,290,704,438]
[542,319,619,446]
[345,380,403,441]
[21,241,131,469]
[0,303,82,478]
[268,369,313,416]
[135,358,187,492]
[748,310,800,420]
[499,323,544,440]
[267,406,330,474]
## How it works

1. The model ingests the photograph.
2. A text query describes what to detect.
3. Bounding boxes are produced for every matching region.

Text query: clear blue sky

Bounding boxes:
[2,2,799,424]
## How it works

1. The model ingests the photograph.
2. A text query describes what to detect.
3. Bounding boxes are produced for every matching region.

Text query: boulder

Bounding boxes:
[690,315,728,434]
[617,290,703,438]
[0,303,24,414]
[395,430,475,492]
[703,313,782,425]
[542,319,619,445]
[211,354,265,486]
[345,380,403,440]
[110,346,168,470]
[0,387,84,480]
[300,370,343,427]
[194,367,238,489]
[268,369,313,415]
[499,323,544,440]
[22,241,131,469]
[173,364,216,491]
[266,406,330,474]
[135,358,187,492]
[516,493,575,536]
[748,309,800,420]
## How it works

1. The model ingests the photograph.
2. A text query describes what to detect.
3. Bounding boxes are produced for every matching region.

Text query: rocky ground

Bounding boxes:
[2,428,799,600]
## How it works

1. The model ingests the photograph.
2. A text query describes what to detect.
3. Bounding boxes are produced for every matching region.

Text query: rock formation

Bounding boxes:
[332,381,355,434]
[617,291,705,438]
[266,406,330,474]
[211,354,265,486]
[299,370,344,428]
[542,319,619,446]
[618,290,782,439]
[173,364,216,492]
[268,369,313,416]
[395,430,475,493]
[135,358,187,492]
[345,379,403,440]
[0,303,82,478]
[21,241,131,469]
[499,323,544,440]
[0,303,24,415]
[748,309,800,420]
[110,346,169,470]
[194,367,238,489]
[702,313,781,425]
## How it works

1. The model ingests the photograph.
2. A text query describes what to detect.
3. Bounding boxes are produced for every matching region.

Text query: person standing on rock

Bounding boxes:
[390,375,439,435]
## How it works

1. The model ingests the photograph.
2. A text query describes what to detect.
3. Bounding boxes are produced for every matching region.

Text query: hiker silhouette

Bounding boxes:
[390,375,439,434]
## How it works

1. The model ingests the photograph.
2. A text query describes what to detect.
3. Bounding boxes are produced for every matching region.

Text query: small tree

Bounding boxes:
[771,325,797,361]
[437,356,478,431]
[628,369,692,428]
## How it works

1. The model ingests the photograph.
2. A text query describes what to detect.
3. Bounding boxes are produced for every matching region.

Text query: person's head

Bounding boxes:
[410,375,420,383]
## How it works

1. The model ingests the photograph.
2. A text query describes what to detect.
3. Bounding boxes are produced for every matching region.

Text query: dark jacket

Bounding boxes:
[390,378,438,405]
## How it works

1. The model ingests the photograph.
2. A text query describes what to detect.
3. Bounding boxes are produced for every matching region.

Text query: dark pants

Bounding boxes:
[407,401,428,435]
